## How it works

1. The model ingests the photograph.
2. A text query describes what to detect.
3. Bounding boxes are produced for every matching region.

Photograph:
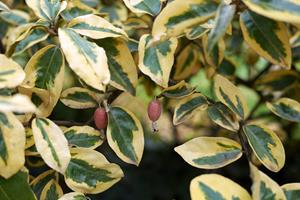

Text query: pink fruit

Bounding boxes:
[147,99,161,122]
[94,107,108,129]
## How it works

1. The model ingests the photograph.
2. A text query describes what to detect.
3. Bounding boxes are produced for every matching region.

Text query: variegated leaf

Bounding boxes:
[0,9,30,25]
[13,27,49,56]
[58,192,87,200]
[190,174,252,200]
[19,45,64,118]
[96,38,138,95]
[175,137,242,169]
[160,81,195,99]
[107,106,144,165]
[123,0,162,16]
[267,98,300,122]
[242,0,300,24]
[207,3,236,53]
[64,148,124,194]
[30,170,58,199]
[240,10,291,68]
[0,2,9,11]
[0,94,36,113]
[58,28,110,92]
[0,54,25,89]
[243,124,285,172]
[25,128,35,149]
[281,183,300,200]
[64,126,104,149]
[0,112,26,179]
[40,180,63,200]
[250,163,286,200]
[68,14,127,39]
[173,93,208,125]
[60,87,100,109]
[25,0,67,21]
[32,118,71,173]
[138,34,177,88]
[61,0,96,21]
[214,74,248,119]
[203,34,225,67]
[0,169,36,200]
[174,44,200,80]
[152,0,218,37]
[185,25,209,40]
[255,70,299,92]
[207,102,239,132]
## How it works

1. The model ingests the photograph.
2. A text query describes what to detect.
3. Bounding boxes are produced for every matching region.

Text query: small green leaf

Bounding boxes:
[160,81,195,99]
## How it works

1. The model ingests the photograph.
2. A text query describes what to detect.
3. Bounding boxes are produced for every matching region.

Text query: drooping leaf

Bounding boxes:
[281,183,300,200]
[60,87,100,109]
[214,74,248,119]
[207,3,236,53]
[152,0,218,37]
[242,0,300,24]
[96,38,138,95]
[173,44,201,80]
[64,148,124,194]
[19,45,64,118]
[68,14,127,39]
[0,94,36,113]
[123,0,162,16]
[243,124,285,172]
[207,102,239,132]
[64,126,104,149]
[0,169,36,200]
[250,163,286,200]
[138,34,177,87]
[267,98,300,122]
[0,112,26,179]
[32,118,71,173]
[58,28,110,91]
[107,106,144,165]
[175,137,242,169]
[58,192,87,200]
[160,81,195,99]
[190,174,252,200]
[203,34,225,67]
[0,54,25,89]
[240,10,291,68]
[173,93,208,125]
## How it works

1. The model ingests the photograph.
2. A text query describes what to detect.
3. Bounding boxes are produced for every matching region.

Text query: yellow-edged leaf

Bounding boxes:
[0,94,36,113]
[267,98,300,122]
[58,28,110,91]
[0,112,26,179]
[190,174,252,200]
[138,34,177,87]
[175,137,242,169]
[32,118,71,173]
[214,74,248,119]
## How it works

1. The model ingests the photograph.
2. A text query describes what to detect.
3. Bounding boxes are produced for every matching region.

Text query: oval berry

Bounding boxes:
[94,107,108,129]
[147,99,161,122]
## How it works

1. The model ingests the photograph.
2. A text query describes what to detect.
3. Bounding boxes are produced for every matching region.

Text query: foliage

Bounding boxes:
[0,0,300,199]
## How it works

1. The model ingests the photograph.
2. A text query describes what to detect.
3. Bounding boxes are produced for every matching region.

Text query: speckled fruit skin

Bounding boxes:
[147,99,162,122]
[94,108,108,129]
